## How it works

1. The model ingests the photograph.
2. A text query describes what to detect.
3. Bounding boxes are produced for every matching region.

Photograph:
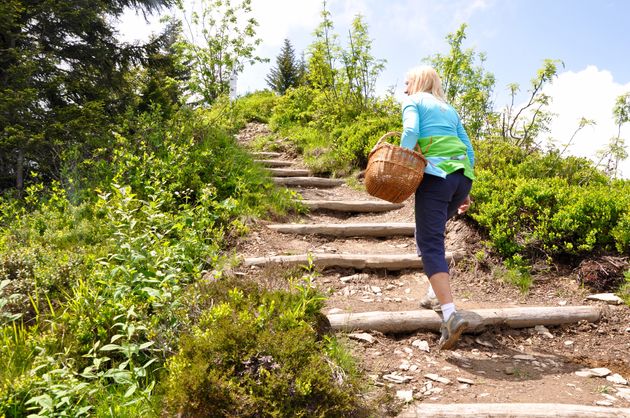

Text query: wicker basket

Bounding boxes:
[364,132,427,203]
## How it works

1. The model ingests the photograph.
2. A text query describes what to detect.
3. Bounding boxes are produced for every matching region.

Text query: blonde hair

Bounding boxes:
[405,65,446,101]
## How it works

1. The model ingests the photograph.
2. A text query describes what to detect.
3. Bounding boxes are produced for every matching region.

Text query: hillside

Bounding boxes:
[236,122,630,416]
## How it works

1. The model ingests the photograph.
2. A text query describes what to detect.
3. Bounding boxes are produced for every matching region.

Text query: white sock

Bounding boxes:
[426,284,436,299]
[441,303,456,321]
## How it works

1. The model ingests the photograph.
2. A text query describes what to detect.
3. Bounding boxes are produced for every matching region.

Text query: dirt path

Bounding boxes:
[235,123,630,416]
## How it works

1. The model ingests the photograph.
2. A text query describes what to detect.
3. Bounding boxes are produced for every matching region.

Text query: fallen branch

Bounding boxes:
[327,306,601,333]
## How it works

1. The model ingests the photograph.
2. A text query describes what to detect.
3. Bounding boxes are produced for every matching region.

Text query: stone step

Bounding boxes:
[399,403,628,418]
[251,151,282,158]
[267,222,415,237]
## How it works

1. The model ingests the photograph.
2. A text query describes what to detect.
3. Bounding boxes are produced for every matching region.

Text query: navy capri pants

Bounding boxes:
[414,169,472,278]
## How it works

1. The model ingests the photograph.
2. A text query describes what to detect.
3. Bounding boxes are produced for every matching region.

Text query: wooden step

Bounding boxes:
[267,222,415,237]
[252,151,282,158]
[399,403,630,418]
[254,159,293,167]
[268,168,310,177]
[297,199,404,213]
[273,177,343,188]
[243,251,461,270]
[327,305,601,334]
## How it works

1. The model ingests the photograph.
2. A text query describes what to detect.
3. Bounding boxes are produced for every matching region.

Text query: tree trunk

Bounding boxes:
[268,223,415,237]
[243,251,461,270]
[296,200,404,213]
[16,148,24,192]
[327,306,601,334]
[398,403,630,418]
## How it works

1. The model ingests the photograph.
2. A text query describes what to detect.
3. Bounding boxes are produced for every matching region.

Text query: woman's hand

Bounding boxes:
[457,195,471,215]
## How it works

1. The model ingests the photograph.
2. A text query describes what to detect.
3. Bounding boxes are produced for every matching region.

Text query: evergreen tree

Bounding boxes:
[266,38,302,94]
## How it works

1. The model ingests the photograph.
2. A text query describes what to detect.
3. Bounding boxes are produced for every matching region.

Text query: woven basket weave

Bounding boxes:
[364,132,427,203]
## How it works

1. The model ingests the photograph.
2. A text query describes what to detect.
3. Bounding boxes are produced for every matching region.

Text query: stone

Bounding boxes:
[564,340,574,347]
[409,364,418,372]
[370,285,382,294]
[504,367,515,375]
[558,300,567,306]
[396,390,413,403]
[412,339,430,352]
[474,337,494,348]
[606,374,628,385]
[383,373,412,384]
[458,383,470,390]
[595,400,613,407]
[424,374,451,384]
[457,377,475,385]
[590,367,613,377]
[616,388,630,401]
[340,273,368,283]
[360,297,374,303]
[403,347,413,355]
[513,354,536,361]
[399,361,410,371]
[327,308,343,314]
[586,293,623,305]
[348,333,375,344]
[534,325,554,339]
[575,370,594,378]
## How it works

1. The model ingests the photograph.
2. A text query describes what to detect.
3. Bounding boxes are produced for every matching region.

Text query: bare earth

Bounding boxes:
[234,123,630,415]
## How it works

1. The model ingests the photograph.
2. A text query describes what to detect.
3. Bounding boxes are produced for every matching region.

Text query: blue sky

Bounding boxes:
[119,0,630,177]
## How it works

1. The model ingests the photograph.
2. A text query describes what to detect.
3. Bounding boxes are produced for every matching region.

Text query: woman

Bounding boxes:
[400,65,474,350]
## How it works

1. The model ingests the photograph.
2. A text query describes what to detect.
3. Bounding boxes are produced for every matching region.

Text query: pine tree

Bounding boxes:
[266,38,302,94]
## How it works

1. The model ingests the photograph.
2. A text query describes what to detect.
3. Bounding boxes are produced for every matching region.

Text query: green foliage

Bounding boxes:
[161,277,363,417]
[425,24,495,139]
[266,38,305,94]
[618,270,630,306]
[175,0,266,104]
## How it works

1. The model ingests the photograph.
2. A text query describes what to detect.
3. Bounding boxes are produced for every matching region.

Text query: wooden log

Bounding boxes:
[254,159,293,167]
[251,151,282,158]
[267,168,310,177]
[268,222,415,237]
[243,251,461,270]
[273,177,344,188]
[296,199,404,213]
[399,403,630,418]
[327,306,601,334]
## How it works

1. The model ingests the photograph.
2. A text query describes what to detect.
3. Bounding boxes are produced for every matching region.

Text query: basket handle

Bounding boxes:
[373,131,431,156]
[375,131,401,146]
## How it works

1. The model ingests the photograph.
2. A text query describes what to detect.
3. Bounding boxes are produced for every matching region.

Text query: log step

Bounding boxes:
[268,168,310,177]
[399,403,630,418]
[243,251,461,270]
[254,159,293,167]
[327,306,601,334]
[252,151,282,158]
[273,177,344,188]
[296,199,404,213]
[268,222,415,237]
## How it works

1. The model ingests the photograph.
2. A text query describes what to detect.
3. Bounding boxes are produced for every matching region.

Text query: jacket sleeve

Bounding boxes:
[456,119,475,167]
[400,97,420,150]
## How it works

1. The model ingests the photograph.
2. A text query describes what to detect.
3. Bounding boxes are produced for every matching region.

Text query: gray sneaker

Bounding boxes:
[438,312,469,350]
[419,295,442,312]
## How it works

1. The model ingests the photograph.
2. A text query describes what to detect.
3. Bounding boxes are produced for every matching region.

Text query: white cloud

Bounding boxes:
[542,66,630,178]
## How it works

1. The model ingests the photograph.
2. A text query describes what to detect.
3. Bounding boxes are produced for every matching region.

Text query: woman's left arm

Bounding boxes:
[400,97,420,150]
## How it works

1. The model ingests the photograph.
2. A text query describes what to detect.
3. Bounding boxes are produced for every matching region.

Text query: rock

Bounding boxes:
[564,340,574,347]
[396,390,413,403]
[513,354,536,361]
[327,308,344,314]
[412,339,430,352]
[595,400,613,407]
[504,367,515,375]
[616,388,630,401]
[403,347,413,355]
[385,284,396,291]
[607,374,628,385]
[590,367,613,377]
[360,297,374,303]
[575,370,594,378]
[383,373,413,384]
[424,374,451,384]
[534,325,554,339]
[370,285,382,294]
[586,293,623,305]
[347,333,375,344]
[474,337,494,348]
[558,300,567,306]
[340,273,368,283]
[457,377,475,385]
[458,383,470,390]
[399,361,410,371]
[409,365,418,372]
